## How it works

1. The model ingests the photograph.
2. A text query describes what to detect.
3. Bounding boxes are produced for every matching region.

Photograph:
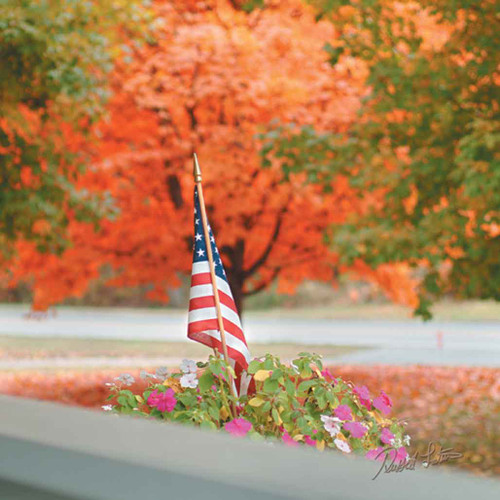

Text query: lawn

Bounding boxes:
[0,335,361,367]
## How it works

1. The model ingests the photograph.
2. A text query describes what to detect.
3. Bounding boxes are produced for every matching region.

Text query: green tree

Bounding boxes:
[261,0,499,318]
[0,0,152,257]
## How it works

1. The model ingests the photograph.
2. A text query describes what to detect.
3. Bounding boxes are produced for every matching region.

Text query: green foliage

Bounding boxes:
[260,1,499,317]
[0,0,153,256]
[109,353,408,457]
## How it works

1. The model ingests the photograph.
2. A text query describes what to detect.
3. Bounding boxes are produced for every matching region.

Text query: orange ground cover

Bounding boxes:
[1,365,498,476]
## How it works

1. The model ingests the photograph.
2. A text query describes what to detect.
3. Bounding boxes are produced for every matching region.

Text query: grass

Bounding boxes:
[0,335,362,367]
[246,300,500,321]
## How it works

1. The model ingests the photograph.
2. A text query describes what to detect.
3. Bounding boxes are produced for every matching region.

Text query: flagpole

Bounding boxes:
[193,153,238,406]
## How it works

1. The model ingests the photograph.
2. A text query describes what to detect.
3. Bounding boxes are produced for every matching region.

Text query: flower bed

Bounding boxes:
[106,354,409,461]
[1,363,498,475]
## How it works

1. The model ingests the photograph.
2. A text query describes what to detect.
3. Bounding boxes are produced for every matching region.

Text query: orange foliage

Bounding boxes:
[8,0,417,311]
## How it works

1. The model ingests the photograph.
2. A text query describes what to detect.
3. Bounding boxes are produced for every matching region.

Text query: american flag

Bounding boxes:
[187,186,251,395]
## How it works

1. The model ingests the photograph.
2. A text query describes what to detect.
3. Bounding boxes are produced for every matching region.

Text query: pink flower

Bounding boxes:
[334,404,352,421]
[304,435,316,447]
[389,446,408,464]
[380,390,392,407]
[380,428,395,445]
[321,368,334,382]
[147,388,177,413]
[282,430,299,447]
[343,421,368,438]
[225,418,252,437]
[373,393,392,415]
[354,385,372,410]
[366,446,386,462]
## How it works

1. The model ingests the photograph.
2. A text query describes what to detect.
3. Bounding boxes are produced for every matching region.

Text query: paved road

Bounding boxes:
[1,305,499,367]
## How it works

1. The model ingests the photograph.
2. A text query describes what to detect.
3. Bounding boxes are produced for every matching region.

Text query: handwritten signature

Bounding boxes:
[372,441,463,480]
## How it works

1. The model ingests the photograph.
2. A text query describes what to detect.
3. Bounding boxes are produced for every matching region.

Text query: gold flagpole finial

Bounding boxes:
[193,153,202,183]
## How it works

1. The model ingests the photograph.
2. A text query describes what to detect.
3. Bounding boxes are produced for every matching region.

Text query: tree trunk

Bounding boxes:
[224,239,245,318]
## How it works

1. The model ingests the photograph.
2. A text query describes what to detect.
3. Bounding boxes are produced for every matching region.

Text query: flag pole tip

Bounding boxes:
[193,153,202,182]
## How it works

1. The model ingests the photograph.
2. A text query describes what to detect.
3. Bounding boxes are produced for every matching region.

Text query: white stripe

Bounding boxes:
[188,304,242,331]
[199,329,251,364]
[189,284,214,300]
[191,262,233,297]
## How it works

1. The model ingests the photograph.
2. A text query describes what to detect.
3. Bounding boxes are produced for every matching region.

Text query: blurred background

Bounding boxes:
[0,0,498,477]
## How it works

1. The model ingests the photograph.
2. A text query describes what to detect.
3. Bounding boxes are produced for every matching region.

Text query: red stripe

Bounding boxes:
[191,272,212,287]
[188,317,247,344]
[189,291,238,314]
[188,331,248,370]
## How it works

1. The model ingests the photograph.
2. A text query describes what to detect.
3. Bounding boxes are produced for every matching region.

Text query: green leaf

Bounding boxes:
[198,371,215,393]
[263,378,279,393]
[247,359,262,374]
[297,379,316,394]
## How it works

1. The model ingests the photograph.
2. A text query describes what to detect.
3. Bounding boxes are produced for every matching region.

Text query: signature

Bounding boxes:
[372,441,463,480]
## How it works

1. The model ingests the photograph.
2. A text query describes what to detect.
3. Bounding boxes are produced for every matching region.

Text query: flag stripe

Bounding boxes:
[188,330,250,368]
[191,271,233,298]
[188,302,243,332]
[188,313,248,348]
[189,286,239,314]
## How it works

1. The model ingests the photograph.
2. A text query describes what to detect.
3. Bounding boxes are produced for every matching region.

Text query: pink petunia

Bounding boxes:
[147,388,177,413]
[282,430,299,447]
[343,421,368,438]
[380,428,395,445]
[321,368,335,382]
[373,395,391,415]
[353,385,372,410]
[366,446,387,462]
[304,435,316,447]
[334,404,352,421]
[225,418,252,437]
[380,390,392,407]
[389,446,408,464]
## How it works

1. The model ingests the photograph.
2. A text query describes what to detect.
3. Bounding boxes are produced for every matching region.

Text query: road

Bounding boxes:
[1,305,499,367]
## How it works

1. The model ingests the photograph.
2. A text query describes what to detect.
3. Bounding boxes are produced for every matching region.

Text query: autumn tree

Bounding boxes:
[0,0,152,257]
[261,0,499,318]
[7,0,417,314]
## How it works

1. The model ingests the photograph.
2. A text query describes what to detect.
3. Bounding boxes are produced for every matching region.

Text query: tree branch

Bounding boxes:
[243,195,291,279]
[243,267,281,296]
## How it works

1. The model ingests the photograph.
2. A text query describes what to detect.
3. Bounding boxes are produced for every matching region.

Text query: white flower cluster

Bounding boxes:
[139,366,170,382]
[114,373,135,386]
[180,359,199,389]
[320,415,342,437]
[321,415,352,454]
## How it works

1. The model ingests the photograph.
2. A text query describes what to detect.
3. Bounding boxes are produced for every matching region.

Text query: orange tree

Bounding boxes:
[7,0,417,313]
[260,0,499,318]
[0,0,153,259]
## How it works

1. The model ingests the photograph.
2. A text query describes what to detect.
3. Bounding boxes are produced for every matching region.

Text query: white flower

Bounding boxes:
[114,373,135,386]
[180,372,199,389]
[155,366,169,379]
[334,438,352,454]
[140,370,156,380]
[403,435,411,446]
[320,415,342,437]
[101,405,113,411]
[180,359,197,374]
[105,382,116,388]
[392,438,403,448]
